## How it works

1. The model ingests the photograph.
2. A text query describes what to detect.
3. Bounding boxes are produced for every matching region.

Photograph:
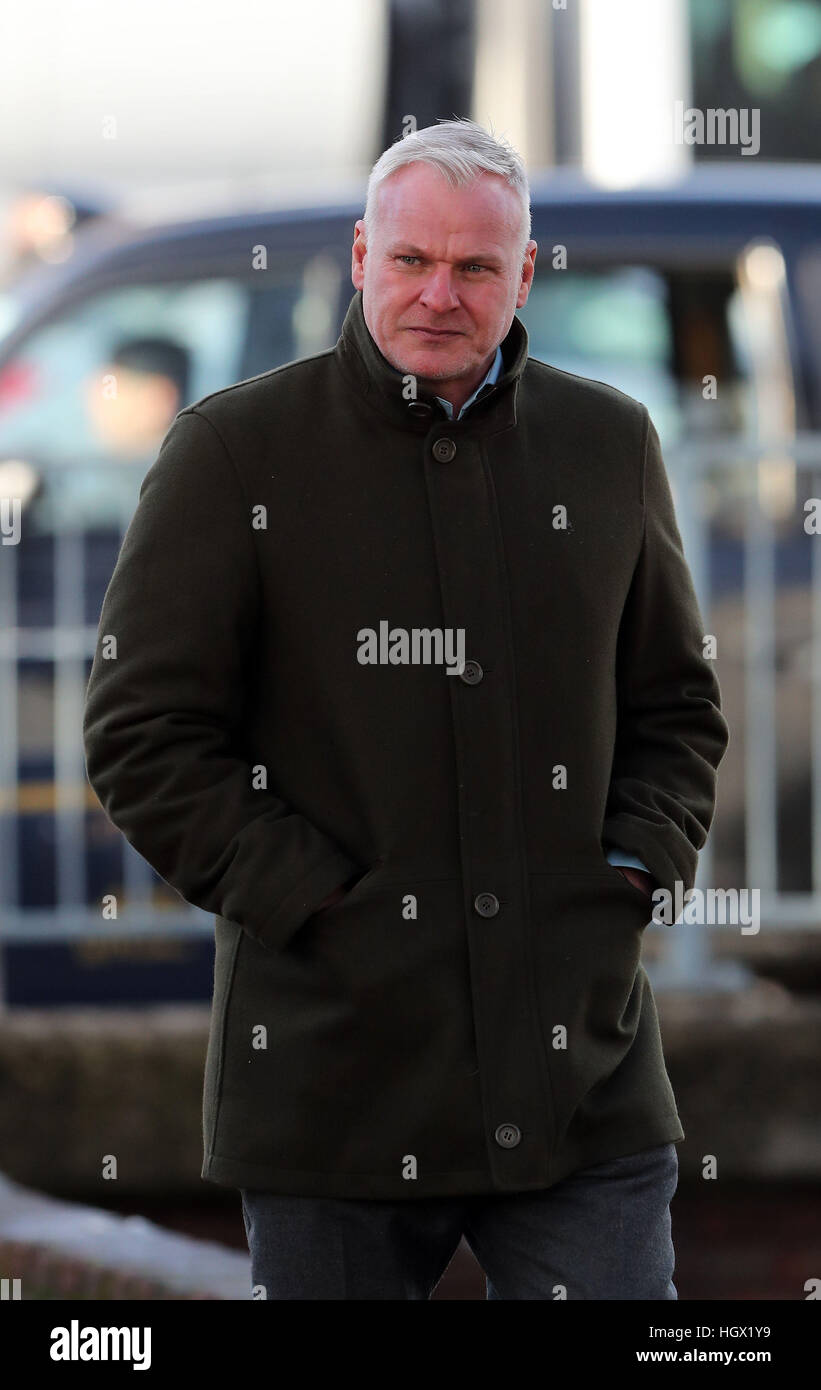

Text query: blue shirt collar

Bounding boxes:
[433,344,504,420]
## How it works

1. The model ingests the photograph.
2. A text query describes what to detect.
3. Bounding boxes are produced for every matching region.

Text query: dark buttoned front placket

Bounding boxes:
[420,410,557,1190]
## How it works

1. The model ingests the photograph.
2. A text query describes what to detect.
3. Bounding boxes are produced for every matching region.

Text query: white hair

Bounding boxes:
[364,117,531,261]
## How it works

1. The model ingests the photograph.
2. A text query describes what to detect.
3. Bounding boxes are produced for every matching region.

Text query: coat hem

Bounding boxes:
[545,1112,685,1190]
[201,1113,685,1198]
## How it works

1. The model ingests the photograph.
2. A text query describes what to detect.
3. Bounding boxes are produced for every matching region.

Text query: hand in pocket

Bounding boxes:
[615,865,655,898]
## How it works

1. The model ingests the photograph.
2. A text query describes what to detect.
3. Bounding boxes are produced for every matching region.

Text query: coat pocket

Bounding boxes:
[311,859,384,919]
[214,875,478,1169]
[529,870,650,1141]
[599,857,657,916]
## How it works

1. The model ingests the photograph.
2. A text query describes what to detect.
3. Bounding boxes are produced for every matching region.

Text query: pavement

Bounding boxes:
[0,1171,250,1300]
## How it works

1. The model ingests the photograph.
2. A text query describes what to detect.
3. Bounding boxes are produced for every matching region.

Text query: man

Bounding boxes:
[83,119,730,1300]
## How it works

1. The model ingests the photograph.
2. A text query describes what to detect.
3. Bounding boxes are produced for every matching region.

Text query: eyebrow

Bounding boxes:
[388,244,505,267]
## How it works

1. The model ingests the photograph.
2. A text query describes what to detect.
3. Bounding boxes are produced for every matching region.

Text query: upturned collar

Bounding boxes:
[335,289,529,435]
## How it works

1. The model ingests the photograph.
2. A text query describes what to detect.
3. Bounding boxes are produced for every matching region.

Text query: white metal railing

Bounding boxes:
[0,475,217,958]
[650,431,821,989]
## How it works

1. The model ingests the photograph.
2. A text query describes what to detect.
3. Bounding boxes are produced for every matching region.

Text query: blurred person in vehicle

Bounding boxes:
[86,336,191,461]
[18,336,191,535]
[83,120,729,1300]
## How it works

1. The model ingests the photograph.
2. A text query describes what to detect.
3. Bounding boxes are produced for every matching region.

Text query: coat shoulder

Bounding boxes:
[180,347,337,427]
[523,355,650,435]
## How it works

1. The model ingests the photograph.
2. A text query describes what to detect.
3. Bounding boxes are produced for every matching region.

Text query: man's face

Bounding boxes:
[351,163,536,407]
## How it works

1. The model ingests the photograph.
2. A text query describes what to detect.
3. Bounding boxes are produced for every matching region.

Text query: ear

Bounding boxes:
[516,241,537,309]
[351,218,367,291]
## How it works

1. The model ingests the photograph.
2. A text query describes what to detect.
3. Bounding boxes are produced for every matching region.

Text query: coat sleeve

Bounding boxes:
[82,406,363,950]
[601,408,730,900]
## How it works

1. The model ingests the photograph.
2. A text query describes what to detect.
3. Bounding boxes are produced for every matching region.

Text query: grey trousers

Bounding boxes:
[239,1141,679,1300]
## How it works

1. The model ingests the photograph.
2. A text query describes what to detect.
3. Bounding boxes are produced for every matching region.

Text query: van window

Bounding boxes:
[0,256,343,534]
[519,263,759,446]
[520,266,679,438]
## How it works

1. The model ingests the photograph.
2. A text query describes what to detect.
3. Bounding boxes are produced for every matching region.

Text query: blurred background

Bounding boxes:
[0,0,820,1300]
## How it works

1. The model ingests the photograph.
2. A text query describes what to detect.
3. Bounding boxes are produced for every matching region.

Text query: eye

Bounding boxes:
[463,264,486,273]
[397,254,420,265]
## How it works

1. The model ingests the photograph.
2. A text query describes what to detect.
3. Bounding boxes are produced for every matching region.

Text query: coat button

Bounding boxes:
[407,401,433,420]
[459,659,483,685]
[474,892,499,917]
[494,1123,522,1149]
[432,437,456,462]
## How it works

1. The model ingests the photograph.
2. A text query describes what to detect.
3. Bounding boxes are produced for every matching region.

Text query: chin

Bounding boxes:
[410,360,462,383]
[403,347,471,382]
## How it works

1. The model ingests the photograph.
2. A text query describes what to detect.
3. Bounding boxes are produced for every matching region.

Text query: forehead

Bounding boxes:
[374,163,521,252]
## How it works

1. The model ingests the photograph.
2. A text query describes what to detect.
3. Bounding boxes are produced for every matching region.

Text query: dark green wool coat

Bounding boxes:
[83,289,730,1199]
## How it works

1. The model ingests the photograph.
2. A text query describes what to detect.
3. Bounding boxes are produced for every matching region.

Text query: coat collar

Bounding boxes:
[335,289,529,436]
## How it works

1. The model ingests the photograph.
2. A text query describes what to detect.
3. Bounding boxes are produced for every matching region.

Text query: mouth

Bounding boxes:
[407,327,463,338]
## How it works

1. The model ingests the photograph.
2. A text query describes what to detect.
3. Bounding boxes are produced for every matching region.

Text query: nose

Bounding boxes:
[418,265,460,314]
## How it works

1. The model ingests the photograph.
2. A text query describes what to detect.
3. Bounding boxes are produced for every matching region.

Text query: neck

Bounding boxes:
[424,351,497,418]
